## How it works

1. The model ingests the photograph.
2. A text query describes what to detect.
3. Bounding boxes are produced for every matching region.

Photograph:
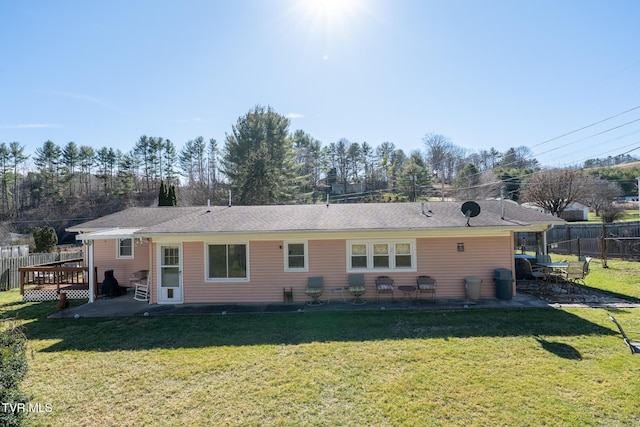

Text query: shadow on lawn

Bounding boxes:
[15,306,618,353]
[535,336,582,360]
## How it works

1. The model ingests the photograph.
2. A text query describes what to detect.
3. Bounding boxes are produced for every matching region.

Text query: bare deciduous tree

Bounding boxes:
[580,175,623,216]
[520,168,589,216]
[423,133,453,175]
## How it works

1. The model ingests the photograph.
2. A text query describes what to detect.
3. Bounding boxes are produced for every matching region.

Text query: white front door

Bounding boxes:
[157,244,183,304]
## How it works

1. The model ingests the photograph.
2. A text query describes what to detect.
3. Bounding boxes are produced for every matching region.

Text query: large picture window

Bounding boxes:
[207,243,248,281]
[284,242,308,272]
[117,238,133,259]
[347,240,416,272]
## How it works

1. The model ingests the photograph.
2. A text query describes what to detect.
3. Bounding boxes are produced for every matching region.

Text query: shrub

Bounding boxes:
[601,203,626,223]
[33,227,58,253]
[382,193,409,203]
[0,320,29,427]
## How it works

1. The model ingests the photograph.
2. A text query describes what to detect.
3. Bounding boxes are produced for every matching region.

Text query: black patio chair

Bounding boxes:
[416,275,437,302]
[518,258,547,294]
[375,275,395,303]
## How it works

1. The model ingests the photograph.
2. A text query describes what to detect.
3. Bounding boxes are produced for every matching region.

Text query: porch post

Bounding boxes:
[87,241,95,303]
[148,239,153,304]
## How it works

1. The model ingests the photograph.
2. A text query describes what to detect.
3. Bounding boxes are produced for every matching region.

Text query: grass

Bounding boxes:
[549,254,640,302]
[585,209,640,223]
[2,259,640,426]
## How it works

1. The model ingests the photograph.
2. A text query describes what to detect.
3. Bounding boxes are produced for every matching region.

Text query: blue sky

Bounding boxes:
[2,0,640,168]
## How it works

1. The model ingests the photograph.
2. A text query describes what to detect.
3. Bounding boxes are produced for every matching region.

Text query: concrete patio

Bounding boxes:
[48,284,640,319]
[49,289,556,319]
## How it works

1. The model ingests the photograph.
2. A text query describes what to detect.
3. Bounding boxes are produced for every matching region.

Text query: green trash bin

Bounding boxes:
[494,268,514,300]
[464,277,482,300]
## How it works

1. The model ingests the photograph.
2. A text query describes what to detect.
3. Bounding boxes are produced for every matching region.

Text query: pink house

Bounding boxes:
[67,201,563,305]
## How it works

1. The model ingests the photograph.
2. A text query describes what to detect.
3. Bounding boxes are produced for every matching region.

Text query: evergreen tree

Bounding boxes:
[157,180,176,206]
[221,105,300,204]
[168,184,177,206]
[33,226,58,253]
[158,180,169,206]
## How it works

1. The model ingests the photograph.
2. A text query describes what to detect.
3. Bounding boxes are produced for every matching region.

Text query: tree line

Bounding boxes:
[1,105,638,234]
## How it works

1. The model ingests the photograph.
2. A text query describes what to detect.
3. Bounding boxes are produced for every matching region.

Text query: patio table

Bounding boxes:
[537,262,568,283]
[398,285,417,300]
[326,287,347,304]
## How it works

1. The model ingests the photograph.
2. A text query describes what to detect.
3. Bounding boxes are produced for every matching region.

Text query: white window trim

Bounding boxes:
[284,241,309,272]
[117,238,134,259]
[346,239,417,273]
[204,242,250,283]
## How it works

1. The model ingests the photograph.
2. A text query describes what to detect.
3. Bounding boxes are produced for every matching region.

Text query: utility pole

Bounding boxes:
[410,174,417,202]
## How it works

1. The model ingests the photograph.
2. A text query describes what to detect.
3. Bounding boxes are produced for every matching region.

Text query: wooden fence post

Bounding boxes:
[602,223,608,268]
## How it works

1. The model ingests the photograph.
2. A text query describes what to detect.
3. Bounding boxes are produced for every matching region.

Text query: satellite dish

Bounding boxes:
[461,201,481,226]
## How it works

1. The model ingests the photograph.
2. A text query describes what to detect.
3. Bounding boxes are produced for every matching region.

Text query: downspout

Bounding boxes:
[500,186,505,220]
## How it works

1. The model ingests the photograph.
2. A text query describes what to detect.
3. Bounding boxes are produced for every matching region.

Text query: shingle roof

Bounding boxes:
[67,207,202,231]
[67,201,563,236]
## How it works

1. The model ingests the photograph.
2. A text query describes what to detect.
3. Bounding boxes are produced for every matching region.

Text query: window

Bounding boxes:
[118,238,133,259]
[351,244,368,268]
[395,242,412,268]
[347,240,416,272]
[284,242,308,272]
[373,243,390,268]
[207,243,248,281]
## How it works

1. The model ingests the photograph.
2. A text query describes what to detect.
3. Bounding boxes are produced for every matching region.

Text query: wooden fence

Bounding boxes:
[0,245,30,259]
[518,221,640,259]
[0,251,84,291]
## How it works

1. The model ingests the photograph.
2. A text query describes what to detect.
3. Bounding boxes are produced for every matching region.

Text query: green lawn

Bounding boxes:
[585,209,640,223]
[576,256,640,302]
[2,259,640,426]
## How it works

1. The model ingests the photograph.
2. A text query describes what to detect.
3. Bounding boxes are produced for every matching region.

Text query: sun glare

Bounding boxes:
[304,0,361,22]
[296,0,366,29]
[287,0,373,60]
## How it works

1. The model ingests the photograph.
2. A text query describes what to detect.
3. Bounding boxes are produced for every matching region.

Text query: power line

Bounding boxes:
[530,104,640,150]
[450,139,640,194]
[532,117,640,159]
[462,106,640,185]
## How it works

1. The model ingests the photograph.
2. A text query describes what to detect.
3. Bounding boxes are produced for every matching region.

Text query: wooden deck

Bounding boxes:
[19,258,97,301]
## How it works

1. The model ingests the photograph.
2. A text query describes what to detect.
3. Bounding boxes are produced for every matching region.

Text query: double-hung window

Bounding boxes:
[117,238,133,259]
[373,243,390,268]
[347,240,416,272]
[351,243,368,268]
[395,242,413,268]
[284,242,308,272]
[207,243,249,281]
